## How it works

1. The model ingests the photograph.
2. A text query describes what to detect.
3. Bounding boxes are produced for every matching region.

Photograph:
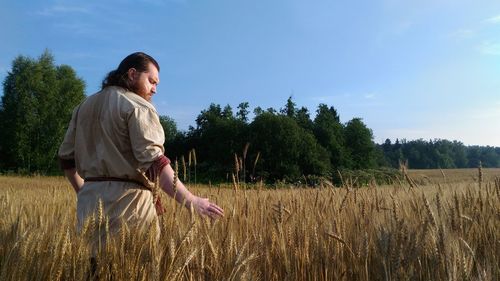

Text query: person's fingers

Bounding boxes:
[211,204,224,214]
[194,197,224,219]
[206,202,223,213]
[202,204,221,218]
[211,209,223,218]
[210,206,224,217]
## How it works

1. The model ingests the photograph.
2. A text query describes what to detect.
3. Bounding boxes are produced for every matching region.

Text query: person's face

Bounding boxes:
[127,62,160,102]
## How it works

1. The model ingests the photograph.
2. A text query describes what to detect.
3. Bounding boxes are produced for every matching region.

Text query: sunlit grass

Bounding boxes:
[0,171,498,280]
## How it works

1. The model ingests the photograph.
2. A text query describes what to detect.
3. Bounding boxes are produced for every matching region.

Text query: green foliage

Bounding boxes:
[381,139,402,167]
[253,106,264,117]
[295,106,314,132]
[313,104,346,170]
[159,115,178,144]
[466,145,499,168]
[379,139,500,169]
[332,168,401,186]
[236,102,250,123]
[165,96,500,183]
[250,112,330,181]
[168,100,333,183]
[170,103,249,182]
[344,118,376,169]
[0,50,85,174]
[280,96,297,117]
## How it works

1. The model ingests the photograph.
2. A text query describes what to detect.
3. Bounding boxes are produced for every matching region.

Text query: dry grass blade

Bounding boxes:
[327,232,355,257]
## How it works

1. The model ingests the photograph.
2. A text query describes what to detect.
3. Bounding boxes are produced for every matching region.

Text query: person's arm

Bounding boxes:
[127,106,223,218]
[59,105,82,193]
[158,164,224,219]
[63,167,84,193]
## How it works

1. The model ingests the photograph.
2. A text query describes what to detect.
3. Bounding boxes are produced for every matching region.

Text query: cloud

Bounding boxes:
[484,14,500,24]
[52,22,97,35]
[449,29,475,39]
[36,5,91,16]
[140,0,187,5]
[56,52,100,61]
[311,92,352,102]
[310,91,379,103]
[468,103,500,120]
[364,93,376,99]
[311,95,334,103]
[477,41,500,55]
[394,20,413,35]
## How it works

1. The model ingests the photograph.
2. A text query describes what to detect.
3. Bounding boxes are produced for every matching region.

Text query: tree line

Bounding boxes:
[162,100,500,183]
[1,51,499,182]
[163,98,379,183]
[379,138,500,169]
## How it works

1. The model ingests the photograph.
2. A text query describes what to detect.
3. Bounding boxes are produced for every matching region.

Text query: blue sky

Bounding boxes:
[1,0,500,146]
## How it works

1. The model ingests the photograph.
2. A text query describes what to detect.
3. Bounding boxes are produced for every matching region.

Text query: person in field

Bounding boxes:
[58,52,224,247]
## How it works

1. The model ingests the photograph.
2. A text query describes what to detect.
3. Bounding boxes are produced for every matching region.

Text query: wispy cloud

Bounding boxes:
[310,93,351,103]
[311,91,379,103]
[57,52,100,61]
[477,41,500,55]
[468,103,500,120]
[106,0,187,6]
[139,0,187,5]
[310,95,335,103]
[36,5,91,16]
[52,22,97,36]
[484,14,500,24]
[364,93,376,99]
[449,29,475,39]
[394,20,413,35]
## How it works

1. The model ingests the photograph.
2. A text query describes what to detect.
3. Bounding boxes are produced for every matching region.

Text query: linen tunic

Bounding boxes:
[58,86,165,241]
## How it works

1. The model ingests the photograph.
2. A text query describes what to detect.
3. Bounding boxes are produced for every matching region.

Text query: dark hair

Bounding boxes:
[101,52,160,90]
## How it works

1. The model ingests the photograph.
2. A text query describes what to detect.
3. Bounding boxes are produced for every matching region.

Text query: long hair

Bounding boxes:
[101,52,160,90]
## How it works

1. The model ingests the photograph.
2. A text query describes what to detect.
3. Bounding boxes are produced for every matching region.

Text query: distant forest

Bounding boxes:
[377,138,499,169]
[160,100,500,183]
[1,51,499,182]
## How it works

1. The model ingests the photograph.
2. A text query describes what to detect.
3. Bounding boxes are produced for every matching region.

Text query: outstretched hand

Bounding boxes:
[191,196,224,219]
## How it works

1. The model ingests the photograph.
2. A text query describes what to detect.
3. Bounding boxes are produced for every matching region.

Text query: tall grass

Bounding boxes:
[0,173,498,280]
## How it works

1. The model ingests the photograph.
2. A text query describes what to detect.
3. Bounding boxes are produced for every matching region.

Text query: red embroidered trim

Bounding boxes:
[146,155,170,182]
[59,157,76,170]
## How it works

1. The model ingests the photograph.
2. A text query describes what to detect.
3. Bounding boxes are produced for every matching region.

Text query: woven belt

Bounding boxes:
[84,176,165,215]
[84,177,145,187]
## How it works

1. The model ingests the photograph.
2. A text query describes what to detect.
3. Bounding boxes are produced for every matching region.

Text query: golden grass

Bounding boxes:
[408,168,500,185]
[0,172,499,280]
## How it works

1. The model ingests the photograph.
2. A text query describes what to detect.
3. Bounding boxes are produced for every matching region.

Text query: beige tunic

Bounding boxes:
[58,86,164,241]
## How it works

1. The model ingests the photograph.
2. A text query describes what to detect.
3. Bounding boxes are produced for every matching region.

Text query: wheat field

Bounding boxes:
[0,171,498,280]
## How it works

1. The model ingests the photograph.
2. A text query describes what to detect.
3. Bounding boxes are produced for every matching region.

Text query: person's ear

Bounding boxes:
[127,68,137,81]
